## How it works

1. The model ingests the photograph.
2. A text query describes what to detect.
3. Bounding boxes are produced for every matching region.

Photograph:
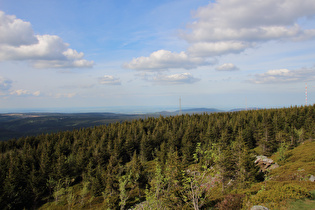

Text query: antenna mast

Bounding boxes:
[179,97,182,115]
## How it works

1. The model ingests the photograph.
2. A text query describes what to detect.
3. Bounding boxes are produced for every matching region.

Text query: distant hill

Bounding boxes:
[155,107,222,116]
[229,107,261,112]
[0,107,257,141]
[0,112,145,141]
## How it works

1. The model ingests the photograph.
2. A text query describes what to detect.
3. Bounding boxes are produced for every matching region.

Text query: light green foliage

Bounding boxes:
[270,141,315,181]
[182,168,211,210]
[276,142,289,165]
[46,176,56,198]
[119,172,133,210]
[194,142,217,169]
[88,195,94,209]
[244,182,311,209]
[144,159,166,209]
[66,187,75,210]
[80,181,90,206]
[294,128,304,143]
[182,142,217,210]
[52,179,66,204]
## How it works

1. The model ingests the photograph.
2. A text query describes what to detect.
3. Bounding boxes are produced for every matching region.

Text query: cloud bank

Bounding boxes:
[124,50,210,71]
[249,67,315,84]
[0,11,93,68]
[125,0,315,71]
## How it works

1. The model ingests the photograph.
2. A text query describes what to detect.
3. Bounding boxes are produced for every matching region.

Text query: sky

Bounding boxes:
[0,0,315,113]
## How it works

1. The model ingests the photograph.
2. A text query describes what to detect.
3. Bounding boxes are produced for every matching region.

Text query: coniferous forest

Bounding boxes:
[0,105,315,209]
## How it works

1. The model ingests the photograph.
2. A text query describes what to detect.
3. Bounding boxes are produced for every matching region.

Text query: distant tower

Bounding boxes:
[305,83,308,106]
[179,97,182,115]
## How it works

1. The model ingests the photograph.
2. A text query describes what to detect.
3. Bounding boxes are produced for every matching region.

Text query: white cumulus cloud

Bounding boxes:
[249,67,315,84]
[126,0,315,71]
[0,11,93,68]
[188,41,250,57]
[181,0,315,58]
[184,0,315,43]
[124,50,210,71]
[99,75,121,85]
[153,73,200,85]
[215,63,239,71]
[0,11,37,46]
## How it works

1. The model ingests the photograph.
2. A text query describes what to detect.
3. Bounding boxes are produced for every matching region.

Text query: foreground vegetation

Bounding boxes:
[0,105,314,209]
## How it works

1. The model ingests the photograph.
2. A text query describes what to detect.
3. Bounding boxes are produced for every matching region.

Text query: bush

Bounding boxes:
[215,194,245,210]
[245,182,311,209]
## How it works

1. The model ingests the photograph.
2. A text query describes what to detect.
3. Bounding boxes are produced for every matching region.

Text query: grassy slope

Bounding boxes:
[240,140,315,209]
[288,196,315,210]
[273,140,315,210]
[270,140,315,182]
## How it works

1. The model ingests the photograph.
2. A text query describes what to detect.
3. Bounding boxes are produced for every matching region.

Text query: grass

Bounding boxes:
[288,199,315,210]
[241,141,315,209]
[270,141,315,181]
[287,191,315,210]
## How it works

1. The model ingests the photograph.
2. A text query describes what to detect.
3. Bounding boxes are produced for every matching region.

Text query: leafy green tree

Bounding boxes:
[276,142,289,165]
[181,143,217,210]
[53,179,66,204]
[80,179,90,206]
[66,187,76,210]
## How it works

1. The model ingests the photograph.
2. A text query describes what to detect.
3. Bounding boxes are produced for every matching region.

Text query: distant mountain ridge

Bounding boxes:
[0,107,261,141]
[154,107,223,116]
[0,112,144,141]
[229,107,261,112]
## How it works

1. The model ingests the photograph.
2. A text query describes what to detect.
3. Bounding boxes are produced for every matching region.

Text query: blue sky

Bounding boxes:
[0,0,315,112]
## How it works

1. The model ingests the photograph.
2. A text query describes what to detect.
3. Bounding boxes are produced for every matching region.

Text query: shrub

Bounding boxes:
[245,182,311,209]
[215,194,245,210]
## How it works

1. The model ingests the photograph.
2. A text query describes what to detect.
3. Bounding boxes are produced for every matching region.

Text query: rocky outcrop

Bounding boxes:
[255,156,279,172]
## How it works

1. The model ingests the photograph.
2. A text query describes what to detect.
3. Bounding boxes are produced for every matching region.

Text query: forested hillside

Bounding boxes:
[0,113,145,141]
[0,105,314,209]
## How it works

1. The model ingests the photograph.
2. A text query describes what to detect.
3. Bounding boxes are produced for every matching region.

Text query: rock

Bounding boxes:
[309,175,315,182]
[255,156,276,172]
[269,163,279,170]
[251,205,269,210]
